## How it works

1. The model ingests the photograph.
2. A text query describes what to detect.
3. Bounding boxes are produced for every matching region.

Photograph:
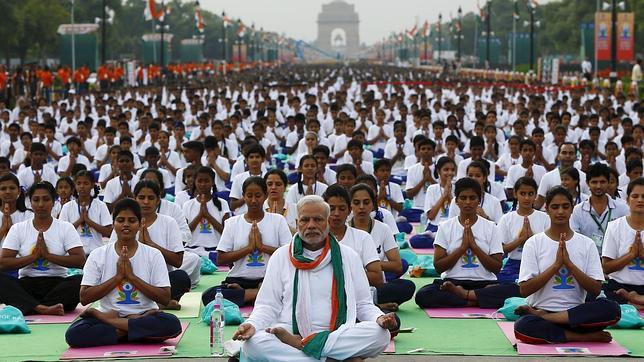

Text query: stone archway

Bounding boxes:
[315,1,360,59]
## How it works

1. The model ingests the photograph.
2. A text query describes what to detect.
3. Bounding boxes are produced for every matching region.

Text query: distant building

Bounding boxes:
[315,0,360,59]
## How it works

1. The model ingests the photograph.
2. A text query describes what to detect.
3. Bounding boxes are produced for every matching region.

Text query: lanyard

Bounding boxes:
[589,207,611,234]
[480,193,485,207]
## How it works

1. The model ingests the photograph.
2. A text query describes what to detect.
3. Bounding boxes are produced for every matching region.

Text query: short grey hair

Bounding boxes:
[297,195,330,219]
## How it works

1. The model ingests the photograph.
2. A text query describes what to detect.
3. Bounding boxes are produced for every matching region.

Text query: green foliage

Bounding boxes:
[0,0,641,63]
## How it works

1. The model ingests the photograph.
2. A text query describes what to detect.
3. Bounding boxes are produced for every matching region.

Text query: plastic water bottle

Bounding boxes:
[210,289,225,357]
[420,212,428,233]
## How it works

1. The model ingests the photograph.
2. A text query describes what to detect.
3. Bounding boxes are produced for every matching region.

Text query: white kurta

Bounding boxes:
[243,242,390,361]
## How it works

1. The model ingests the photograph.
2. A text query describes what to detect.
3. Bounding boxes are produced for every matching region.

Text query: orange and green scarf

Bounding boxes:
[289,234,346,359]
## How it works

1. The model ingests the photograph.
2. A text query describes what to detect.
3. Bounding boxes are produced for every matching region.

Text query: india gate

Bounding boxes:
[315,0,360,59]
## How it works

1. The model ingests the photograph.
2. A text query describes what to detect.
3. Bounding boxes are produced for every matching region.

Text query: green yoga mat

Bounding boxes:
[165,292,202,319]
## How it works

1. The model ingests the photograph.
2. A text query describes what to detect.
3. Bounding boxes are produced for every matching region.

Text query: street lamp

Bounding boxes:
[524,3,541,73]
[457,6,463,62]
[602,0,626,83]
[486,0,491,66]
[221,11,227,62]
[438,13,442,62]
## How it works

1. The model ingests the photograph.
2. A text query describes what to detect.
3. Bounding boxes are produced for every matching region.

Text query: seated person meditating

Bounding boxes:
[232,195,398,361]
[65,198,182,348]
[202,176,291,307]
[415,178,519,309]
[514,186,621,344]
[0,182,85,315]
[601,177,644,309]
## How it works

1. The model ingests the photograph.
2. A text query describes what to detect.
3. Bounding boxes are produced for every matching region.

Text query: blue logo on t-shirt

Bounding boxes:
[553,267,575,290]
[461,249,479,268]
[628,257,644,271]
[246,250,265,267]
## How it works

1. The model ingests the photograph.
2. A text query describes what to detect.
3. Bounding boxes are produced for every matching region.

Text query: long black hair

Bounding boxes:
[467,160,491,194]
[140,168,167,198]
[193,166,222,211]
[0,173,27,212]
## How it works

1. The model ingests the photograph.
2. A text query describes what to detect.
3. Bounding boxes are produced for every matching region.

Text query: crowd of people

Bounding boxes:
[0,63,642,360]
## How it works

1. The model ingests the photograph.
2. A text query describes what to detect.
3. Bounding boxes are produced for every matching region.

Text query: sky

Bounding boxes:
[199,0,556,45]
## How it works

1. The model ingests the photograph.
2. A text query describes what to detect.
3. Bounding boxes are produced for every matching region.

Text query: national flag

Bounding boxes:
[406,25,418,40]
[144,0,162,21]
[236,20,246,37]
[477,0,486,22]
[222,12,232,28]
[422,21,430,37]
[194,1,205,33]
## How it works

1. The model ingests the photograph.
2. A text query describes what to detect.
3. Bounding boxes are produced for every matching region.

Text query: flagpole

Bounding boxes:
[71,0,76,75]
[512,1,516,71]
[160,0,165,68]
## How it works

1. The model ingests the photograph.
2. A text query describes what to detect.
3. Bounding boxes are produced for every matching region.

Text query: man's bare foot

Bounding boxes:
[266,327,302,350]
[514,305,547,317]
[440,281,469,300]
[159,300,181,310]
[565,330,612,343]
[34,303,65,316]
[378,302,399,312]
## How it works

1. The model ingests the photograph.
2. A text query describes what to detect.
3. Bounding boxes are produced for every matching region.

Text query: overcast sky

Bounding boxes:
[199,0,556,45]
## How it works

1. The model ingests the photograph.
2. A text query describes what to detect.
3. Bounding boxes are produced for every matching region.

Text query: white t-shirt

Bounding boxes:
[338,226,380,267]
[263,200,297,231]
[405,163,435,208]
[200,155,232,191]
[448,192,503,224]
[109,213,184,272]
[102,175,140,204]
[456,158,496,183]
[285,181,328,205]
[0,210,34,246]
[216,213,292,279]
[497,210,550,260]
[17,165,59,190]
[367,219,398,262]
[602,216,644,285]
[376,182,404,218]
[183,197,230,249]
[135,167,173,190]
[495,153,522,173]
[57,154,92,173]
[229,171,265,215]
[519,232,604,312]
[158,199,192,245]
[3,218,83,278]
[423,183,453,226]
[59,199,112,254]
[173,190,192,209]
[433,216,503,281]
[538,168,589,198]
[504,164,547,189]
[81,242,170,317]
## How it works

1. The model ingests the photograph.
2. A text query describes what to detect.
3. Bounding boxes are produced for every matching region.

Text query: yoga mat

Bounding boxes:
[384,339,395,353]
[60,322,190,360]
[165,292,201,319]
[25,304,90,324]
[640,310,644,318]
[411,247,434,255]
[497,322,629,356]
[424,307,502,319]
[239,306,254,319]
[216,265,230,272]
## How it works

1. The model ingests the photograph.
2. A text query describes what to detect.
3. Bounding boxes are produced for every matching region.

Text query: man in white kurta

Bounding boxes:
[233,195,396,361]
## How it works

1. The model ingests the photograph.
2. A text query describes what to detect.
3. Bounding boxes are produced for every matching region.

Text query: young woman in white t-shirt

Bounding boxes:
[133,180,190,310]
[514,186,620,344]
[415,157,456,248]
[497,177,550,283]
[601,177,644,307]
[349,184,415,308]
[59,171,112,255]
[0,182,85,316]
[263,169,297,234]
[415,178,518,309]
[285,155,328,204]
[64,198,182,348]
[0,174,34,247]
[173,164,198,208]
[448,161,503,223]
[204,176,291,307]
[323,184,382,287]
[183,167,230,257]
